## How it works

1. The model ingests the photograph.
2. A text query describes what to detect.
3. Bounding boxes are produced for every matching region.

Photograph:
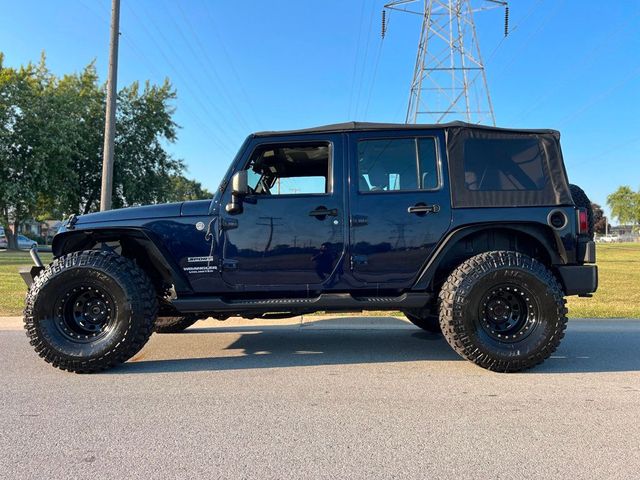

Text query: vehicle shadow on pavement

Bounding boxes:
[109,319,640,375]
[112,317,460,374]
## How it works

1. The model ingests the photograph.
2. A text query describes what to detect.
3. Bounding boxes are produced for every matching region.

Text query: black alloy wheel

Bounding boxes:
[439,251,568,372]
[24,250,157,373]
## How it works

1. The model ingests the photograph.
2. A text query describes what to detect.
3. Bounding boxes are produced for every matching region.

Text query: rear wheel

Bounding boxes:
[439,251,567,372]
[154,315,199,333]
[24,250,158,373]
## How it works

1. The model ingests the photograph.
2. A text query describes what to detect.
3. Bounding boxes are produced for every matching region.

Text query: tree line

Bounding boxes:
[607,186,640,230]
[0,53,212,249]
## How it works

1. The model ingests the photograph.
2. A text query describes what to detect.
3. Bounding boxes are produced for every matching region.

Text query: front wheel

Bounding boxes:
[24,250,158,373]
[439,251,567,372]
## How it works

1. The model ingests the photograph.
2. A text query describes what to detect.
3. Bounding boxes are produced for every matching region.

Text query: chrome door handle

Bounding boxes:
[408,204,440,215]
[309,207,338,218]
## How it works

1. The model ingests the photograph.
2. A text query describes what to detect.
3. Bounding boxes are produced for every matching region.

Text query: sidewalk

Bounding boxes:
[0,314,414,331]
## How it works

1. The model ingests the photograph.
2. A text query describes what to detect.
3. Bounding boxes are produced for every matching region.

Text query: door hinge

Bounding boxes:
[220,218,238,230]
[351,215,368,227]
[350,255,368,269]
[221,259,239,271]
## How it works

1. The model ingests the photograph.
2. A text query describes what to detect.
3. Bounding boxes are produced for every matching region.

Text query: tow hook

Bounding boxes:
[19,245,45,287]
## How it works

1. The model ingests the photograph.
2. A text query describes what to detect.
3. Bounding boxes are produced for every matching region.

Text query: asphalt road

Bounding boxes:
[1,316,639,479]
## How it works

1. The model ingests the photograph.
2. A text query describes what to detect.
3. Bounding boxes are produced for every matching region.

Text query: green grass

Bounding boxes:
[566,243,640,318]
[1,244,639,318]
[0,250,53,316]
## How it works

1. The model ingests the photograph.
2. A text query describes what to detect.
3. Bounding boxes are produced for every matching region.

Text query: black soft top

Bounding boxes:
[253,121,560,138]
[254,121,572,209]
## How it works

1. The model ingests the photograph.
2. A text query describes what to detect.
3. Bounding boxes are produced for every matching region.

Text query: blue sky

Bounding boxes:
[1,0,639,221]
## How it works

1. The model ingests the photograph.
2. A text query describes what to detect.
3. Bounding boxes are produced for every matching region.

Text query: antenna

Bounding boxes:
[384,0,507,125]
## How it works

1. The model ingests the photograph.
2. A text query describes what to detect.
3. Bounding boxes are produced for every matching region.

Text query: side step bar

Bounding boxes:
[171,292,431,314]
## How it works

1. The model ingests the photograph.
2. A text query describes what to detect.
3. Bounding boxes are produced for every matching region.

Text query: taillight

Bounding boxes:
[577,208,588,234]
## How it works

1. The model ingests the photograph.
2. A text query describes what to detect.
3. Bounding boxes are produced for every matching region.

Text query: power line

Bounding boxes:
[570,136,640,169]
[514,8,640,122]
[491,0,563,80]
[124,2,237,154]
[347,0,368,119]
[166,0,251,132]
[136,2,246,140]
[199,0,262,129]
[353,3,377,119]
[484,0,544,65]
[363,37,385,119]
[557,65,640,128]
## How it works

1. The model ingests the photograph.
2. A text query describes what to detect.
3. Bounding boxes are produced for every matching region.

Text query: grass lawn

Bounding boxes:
[1,244,638,318]
[565,243,640,318]
[0,250,53,317]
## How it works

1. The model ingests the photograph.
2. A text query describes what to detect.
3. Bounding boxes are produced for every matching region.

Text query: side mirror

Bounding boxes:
[231,170,249,196]
[226,171,249,214]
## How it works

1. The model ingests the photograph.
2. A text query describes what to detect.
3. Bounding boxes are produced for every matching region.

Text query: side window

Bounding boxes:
[357,138,438,192]
[463,138,546,191]
[245,142,330,195]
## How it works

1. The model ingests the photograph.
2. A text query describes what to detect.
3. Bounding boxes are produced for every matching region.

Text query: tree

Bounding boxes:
[165,175,213,202]
[1,52,207,249]
[607,186,640,228]
[592,203,606,234]
[52,62,106,216]
[0,53,70,249]
[111,79,183,208]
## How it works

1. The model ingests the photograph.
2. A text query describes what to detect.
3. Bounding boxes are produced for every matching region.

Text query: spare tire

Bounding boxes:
[569,184,594,239]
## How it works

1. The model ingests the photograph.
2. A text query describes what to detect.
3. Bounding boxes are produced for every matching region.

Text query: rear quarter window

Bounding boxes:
[464,138,546,191]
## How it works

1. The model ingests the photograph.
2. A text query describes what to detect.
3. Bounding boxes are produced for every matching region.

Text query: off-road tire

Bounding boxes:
[404,310,441,333]
[439,251,567,372]
[154,315,199,333]
[569,183,594,239]
[24,250,158,373]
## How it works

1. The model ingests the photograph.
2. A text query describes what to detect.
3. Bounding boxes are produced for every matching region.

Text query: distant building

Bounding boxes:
[17,219,62,243]
[610,225,636,235]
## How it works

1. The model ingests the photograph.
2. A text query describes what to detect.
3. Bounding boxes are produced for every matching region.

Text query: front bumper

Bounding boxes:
[19,247,45,287]
[556,265,598,296]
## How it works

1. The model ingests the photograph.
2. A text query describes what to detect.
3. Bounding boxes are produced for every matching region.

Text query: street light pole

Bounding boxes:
[100,0,121,211]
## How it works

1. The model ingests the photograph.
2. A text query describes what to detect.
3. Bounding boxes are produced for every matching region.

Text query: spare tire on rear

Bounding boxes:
[569,184,594,239]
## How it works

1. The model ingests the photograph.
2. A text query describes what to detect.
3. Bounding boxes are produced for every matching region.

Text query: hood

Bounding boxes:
[75,202,184,225]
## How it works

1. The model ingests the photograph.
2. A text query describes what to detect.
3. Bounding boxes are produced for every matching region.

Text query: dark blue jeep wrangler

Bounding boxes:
[22,122,597,373]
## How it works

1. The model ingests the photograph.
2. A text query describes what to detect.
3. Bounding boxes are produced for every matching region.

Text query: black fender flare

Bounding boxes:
[52,227,192,293]
[412,222,567,291]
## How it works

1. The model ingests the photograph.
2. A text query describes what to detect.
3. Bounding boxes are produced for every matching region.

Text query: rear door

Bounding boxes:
[348,130,452,288]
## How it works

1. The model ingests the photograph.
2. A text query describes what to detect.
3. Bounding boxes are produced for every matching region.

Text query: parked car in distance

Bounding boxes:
[597,234,619,243]
[0,235,7,249]
[17,234,38,250]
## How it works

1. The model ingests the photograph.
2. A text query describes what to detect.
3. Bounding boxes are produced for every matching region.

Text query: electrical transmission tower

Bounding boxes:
[383,0,508,125]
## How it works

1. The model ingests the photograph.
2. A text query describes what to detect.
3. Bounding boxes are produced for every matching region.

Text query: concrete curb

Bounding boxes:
[0,314,414,331]
[2,315,634,332]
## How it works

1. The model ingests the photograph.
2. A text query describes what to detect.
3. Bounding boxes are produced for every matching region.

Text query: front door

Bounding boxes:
[220,135,346,290]
[348,131,452,288]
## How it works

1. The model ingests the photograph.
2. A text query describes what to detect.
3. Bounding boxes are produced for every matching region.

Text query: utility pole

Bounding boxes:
[384,0,508,125]
[100,0,121,211]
